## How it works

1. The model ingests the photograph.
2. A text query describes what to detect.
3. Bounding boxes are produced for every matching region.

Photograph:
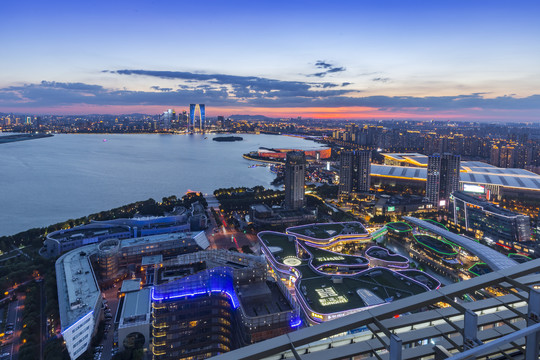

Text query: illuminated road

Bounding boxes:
[205,206,257,252]
[5,294,25,360]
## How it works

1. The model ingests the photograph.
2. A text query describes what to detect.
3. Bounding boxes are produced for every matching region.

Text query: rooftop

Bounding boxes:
[120,279,142,293]
[386,221,413,233]
[382,153,428,166]
[238,281,293,317]
[119,288,151,329]
[297,267,431,314]
[141,254,163,266]
[120,231,209,250]
[468,262,493,277]
[96,214,187,228]
[56,244,101,331]
[258,227,436,317]
[49,224,129,242]
[306,244,369,267]
[413,234,457,256]
[258,231,299,261]
[287,222,368,240]
[365,246,409,264]
[371,162,540,191]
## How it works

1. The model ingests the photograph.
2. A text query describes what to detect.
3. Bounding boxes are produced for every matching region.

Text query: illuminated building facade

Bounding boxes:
[150,251,300,359]
[161,109,175,128]
[284,151,306,210]
[449,191,531,244]
[152,268,236,360]
[426,153,460,208]
[189,103,206,130]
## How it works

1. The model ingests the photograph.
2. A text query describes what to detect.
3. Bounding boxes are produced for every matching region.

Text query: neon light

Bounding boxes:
[386,222,413,233]
[61,310,94,335]
[365,246,409,268]
[468,262,491,277]
[259,225,439,321]
[413,234,457,256]
[152,267,240,309]
[508,253,531,259]
[290,318,302,328]
[152,288,239,309]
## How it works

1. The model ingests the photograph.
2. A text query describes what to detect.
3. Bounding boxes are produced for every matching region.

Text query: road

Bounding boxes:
[99,286,121,360]
[2,293,25,360]
[205,207,258,252]
[39,281,44,360]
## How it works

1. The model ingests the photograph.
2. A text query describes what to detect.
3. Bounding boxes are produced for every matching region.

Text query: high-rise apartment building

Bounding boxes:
[426,153,460,208]
[284,151,306,210]
[338,150,371,198]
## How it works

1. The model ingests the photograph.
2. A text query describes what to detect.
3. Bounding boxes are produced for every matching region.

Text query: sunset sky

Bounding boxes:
[1,0,539,121]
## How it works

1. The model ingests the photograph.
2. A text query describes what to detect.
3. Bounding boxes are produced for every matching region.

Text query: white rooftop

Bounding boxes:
[371,162,540,191]
[56,245,101,331]
[119,231,208,249]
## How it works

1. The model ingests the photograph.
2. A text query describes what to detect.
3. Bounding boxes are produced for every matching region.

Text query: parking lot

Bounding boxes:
[93,286,121,360]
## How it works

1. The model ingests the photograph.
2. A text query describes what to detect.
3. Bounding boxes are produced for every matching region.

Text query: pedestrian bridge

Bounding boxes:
[402,217,517,271]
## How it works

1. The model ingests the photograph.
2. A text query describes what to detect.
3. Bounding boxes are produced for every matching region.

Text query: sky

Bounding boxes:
[1,0,539,121]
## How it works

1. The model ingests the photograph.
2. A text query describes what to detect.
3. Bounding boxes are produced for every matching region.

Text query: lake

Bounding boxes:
[0,133,321,236]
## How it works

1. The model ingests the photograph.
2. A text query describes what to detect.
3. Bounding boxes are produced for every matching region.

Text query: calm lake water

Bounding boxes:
[0,133,321,236]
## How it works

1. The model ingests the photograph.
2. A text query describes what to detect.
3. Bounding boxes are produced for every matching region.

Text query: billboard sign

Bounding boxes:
[463,184,485,194]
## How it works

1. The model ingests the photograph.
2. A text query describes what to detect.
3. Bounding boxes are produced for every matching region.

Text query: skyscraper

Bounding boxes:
[189,104,206,130]
[356,150,371,193]
[284,151,306,210]
[426,153,460,208]
[162,109,175,128]
[338,150,372,199]
[339,151,354,197]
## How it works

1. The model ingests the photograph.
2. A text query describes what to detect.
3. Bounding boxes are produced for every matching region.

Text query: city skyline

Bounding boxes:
[1,0,540,121]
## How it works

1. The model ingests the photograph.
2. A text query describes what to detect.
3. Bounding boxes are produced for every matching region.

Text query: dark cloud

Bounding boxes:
[40,81,104,91]
[150,86,173,92]
[309,61,346,77]
[372,77,391,83]
[327,67,346,73]
[342,82,352,86]
[315,60,333,69]
[1,75,540,113]
[107,69,353,99]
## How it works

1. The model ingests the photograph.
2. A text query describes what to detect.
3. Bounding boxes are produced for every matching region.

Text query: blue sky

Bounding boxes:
[1,0,539,121]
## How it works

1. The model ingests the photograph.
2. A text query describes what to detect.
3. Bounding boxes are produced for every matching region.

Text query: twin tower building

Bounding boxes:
[337,149,460,209]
